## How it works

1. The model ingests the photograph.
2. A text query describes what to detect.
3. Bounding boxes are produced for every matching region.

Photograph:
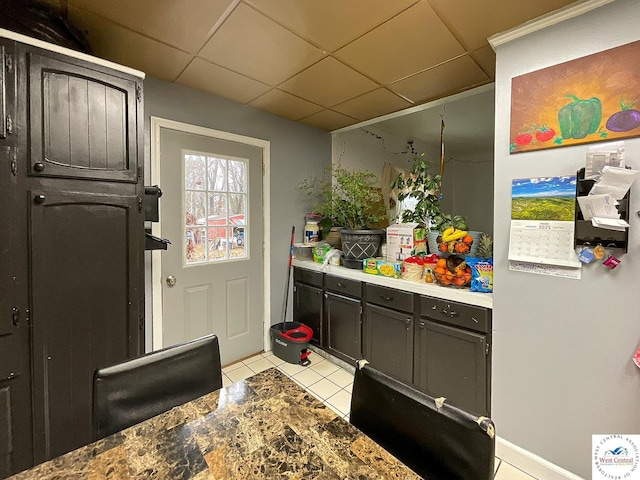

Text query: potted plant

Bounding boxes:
[391,153,442,227]
[299,165,387,268]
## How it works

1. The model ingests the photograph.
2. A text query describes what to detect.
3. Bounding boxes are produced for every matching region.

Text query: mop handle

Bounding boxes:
[283,226,295,323]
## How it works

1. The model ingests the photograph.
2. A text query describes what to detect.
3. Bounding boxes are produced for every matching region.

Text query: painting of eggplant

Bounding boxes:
[510,39,640,153]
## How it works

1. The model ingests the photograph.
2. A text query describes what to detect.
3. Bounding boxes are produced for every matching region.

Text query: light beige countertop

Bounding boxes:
[293,259,493,309]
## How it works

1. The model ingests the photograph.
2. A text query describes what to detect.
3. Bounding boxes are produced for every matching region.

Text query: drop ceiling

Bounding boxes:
[43,0,577,131]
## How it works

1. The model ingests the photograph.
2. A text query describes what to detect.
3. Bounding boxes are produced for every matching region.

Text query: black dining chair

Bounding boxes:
[92,333,223,441]
[350,361,495,480]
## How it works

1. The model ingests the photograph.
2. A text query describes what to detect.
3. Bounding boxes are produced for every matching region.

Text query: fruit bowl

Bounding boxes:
[433,256,471,288]
[436,228,474,256]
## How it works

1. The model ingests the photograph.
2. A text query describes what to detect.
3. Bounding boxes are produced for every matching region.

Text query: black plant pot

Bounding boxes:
[339,228,384,269]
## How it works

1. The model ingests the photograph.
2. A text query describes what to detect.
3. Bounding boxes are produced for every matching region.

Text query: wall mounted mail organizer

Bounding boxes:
[574,168,629,252]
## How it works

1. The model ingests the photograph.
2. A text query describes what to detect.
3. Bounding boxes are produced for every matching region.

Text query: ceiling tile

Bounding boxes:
[244,0,419,52]
[279,57,378,107]
[426,0,578,51]
[298,110,358,131]
[389,55,490,104]
[176,58,270,104]
[68,0,235,54]
[68,7,192,81]
[470,45,496,80]
[249,89,323,121]
[335,1,464,85]
[198,3,324,86]
[333,89,412,121]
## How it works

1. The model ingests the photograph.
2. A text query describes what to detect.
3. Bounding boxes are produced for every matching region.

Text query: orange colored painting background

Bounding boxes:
[510,40,640,153]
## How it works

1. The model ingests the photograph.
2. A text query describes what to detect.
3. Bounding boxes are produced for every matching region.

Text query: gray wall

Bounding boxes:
[493,1,640,477]
[143,76,331,349]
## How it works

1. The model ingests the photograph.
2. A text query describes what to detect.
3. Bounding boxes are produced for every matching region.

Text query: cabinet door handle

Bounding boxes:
[419,321,425,328]
[12,307,19,327]
[33,162,45,172]
[324,293,328,298]
[34,194,45,204]
[405,318,411,325]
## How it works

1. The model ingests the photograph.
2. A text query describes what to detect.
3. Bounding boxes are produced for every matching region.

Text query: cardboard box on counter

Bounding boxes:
[386,223,426,262]
[363,258,402,278]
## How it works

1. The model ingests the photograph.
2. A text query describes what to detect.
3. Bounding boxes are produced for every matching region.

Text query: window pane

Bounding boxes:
[185,155,206,190]
[208,157,226,191]
[228,160,246,193]
[231,226,246,259]
[228,193,246,220]
[186,227,206,264]
[208,193,226,218]
[185,192,206,226]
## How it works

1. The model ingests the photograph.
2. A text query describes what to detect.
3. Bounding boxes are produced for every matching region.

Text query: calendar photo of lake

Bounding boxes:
[511,175,577,221]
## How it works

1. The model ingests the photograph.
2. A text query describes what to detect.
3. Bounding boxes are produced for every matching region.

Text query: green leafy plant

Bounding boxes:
[299,165,386,231]
[432,213,468,233]
[391,153,442,227]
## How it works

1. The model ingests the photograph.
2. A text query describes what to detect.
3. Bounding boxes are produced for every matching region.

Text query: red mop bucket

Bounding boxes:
[270,322,313,366]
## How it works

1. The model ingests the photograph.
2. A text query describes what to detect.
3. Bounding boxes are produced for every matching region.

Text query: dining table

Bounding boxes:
[9,367,421,479]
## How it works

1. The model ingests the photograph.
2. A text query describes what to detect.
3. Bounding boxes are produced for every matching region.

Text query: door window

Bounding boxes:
[184,151,247,265]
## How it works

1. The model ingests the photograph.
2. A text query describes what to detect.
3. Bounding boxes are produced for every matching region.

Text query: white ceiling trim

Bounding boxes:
[488,0,614,49]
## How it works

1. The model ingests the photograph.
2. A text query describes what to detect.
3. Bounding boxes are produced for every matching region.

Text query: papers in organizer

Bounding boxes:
[577,194,629,231]
[589,165,639,200]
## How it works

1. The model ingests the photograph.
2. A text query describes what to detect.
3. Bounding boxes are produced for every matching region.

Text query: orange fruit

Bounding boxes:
[435,266,446,275]
[436,258,447,268]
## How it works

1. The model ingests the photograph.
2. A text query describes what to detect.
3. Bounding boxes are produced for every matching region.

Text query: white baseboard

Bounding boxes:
[496,437,585,480]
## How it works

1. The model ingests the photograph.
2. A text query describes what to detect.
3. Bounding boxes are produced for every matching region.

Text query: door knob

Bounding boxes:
[166,275,177,287]
[34,194,45,204]
[33,162,45,172]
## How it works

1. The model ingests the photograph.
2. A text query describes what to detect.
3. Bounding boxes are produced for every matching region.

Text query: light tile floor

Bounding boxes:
[222,351,538,480]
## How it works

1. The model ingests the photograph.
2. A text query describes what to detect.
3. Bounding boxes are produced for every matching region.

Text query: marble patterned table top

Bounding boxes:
[10,367,421,479]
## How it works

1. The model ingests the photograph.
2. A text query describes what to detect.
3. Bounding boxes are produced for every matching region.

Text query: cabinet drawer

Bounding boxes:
[294,268,323,288]
[325,275,361,298]
[365,284,413,312]
[420,296,489,334]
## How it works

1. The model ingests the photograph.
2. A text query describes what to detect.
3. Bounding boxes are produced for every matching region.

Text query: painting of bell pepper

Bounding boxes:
[510,39,640,153]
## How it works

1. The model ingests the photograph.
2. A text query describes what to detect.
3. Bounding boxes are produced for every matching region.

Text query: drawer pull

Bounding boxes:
[337,282,345,287]
[380,295,393,302]
[441,306,459,318]
[472,317,479,323]
[405,318,411,325]
[420,321,425,328]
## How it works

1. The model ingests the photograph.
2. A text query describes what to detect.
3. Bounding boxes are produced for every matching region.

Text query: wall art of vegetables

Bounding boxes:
[509,39,640,153]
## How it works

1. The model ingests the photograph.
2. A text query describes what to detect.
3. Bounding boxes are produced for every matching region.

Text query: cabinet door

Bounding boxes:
[293,282,323,346]
[417,319,488,416]
[324,292,361,362]
[29,190,143,461]
[27,51,140,183]
[364,304,413,383]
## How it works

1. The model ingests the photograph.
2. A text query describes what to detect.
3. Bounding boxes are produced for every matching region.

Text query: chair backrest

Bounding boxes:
[350,362,495,480]
[92,333,222,441]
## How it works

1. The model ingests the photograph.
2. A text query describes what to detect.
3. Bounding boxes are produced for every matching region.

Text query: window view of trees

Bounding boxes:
[184,153,247,264]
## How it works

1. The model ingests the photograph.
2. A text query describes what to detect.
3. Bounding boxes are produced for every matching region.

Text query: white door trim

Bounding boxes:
[150,116,271,353]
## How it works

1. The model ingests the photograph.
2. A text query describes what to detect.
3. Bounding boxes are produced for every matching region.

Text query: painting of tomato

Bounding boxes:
[535,127,555,142]
[515,133,532,145]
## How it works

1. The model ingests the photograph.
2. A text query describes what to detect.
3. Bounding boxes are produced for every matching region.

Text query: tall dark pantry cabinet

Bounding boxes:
[0,33,145,477]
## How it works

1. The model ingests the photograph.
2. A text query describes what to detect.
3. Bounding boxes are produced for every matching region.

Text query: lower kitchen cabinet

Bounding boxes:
[415,296,491,416]
[323,276,362,363]
[292,265,492,417]
[293,268,323,346]
[363,284,414,384]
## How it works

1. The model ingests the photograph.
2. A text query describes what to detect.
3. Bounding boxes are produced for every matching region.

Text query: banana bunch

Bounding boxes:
[441,226,468,242]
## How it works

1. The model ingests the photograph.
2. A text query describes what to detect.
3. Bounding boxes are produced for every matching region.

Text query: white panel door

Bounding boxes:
[159,127,264,365]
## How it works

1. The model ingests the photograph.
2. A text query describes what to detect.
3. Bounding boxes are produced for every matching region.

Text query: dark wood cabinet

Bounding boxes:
[323,276,362,362]
[0,35,144,477]
[293,265,492,418]
[293,268,323,346]
[416,296,491,416]
[364,285,414,384]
